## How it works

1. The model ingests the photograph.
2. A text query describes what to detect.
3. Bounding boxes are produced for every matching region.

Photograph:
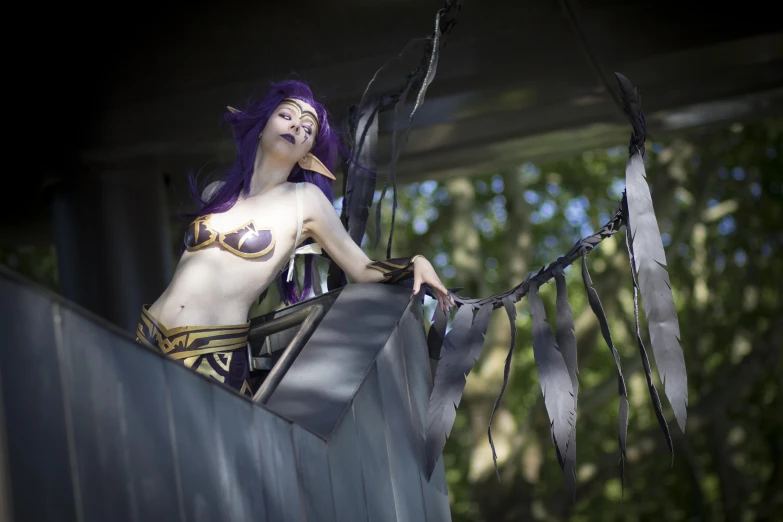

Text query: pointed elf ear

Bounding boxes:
[298,153,336,180]
[226,105,242,114]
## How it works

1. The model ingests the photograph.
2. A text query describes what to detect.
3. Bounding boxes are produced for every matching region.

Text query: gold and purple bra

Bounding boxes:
[184,184,321,275]
[184,214,275,259]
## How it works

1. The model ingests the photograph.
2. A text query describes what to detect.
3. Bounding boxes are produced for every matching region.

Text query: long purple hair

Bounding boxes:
[187,80,341,305]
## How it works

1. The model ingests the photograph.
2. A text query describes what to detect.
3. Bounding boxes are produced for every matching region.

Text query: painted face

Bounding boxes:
[259,98,319,161]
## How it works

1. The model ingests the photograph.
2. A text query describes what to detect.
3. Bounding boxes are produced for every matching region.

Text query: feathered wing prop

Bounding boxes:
[528,286,576,498]
[424,215,623,484]
[375,79,415,257]
[615,72,688,434]
[554,268,578,499]
[422,74,688,499]
[328,0,462,290]
[377,0,461,258]
[486,295,518,481]
[341,97,382,248]
[581,254,629,488]
[328,94,388,290]
[624,202,673,458]
[424,302,492,475]
[426,305,449,377]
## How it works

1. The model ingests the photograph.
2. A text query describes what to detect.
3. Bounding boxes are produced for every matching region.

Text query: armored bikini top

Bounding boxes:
[184,214,275,259]
[183,183,321,280]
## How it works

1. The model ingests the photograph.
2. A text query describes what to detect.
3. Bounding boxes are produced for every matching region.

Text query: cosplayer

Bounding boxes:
[135,80,455,397]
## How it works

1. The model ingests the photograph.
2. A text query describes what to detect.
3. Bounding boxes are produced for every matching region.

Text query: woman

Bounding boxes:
[136,80,454,397]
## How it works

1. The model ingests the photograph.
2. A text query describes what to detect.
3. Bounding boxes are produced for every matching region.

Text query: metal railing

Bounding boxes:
[250,302,328,404]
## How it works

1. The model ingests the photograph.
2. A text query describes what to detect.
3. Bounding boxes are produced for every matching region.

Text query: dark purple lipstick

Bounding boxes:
[280,133,296,144]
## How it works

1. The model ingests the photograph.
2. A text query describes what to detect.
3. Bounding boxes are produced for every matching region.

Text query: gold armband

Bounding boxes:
[366,255,423,283]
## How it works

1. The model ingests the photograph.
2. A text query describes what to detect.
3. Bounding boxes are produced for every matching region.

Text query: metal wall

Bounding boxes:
[0,267,450,522]
[266,283,452,522]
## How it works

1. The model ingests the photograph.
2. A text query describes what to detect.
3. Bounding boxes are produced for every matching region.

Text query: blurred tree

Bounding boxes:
[373,118,782,521]
[0,245,59,293]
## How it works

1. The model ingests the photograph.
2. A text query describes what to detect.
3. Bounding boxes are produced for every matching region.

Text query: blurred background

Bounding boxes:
[4,0,782,520]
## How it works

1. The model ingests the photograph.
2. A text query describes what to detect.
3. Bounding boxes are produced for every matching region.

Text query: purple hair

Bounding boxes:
[187,80,341,305]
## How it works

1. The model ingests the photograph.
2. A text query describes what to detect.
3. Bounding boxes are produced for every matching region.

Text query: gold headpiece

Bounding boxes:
[227,98,320,134]
[279,98,320,135]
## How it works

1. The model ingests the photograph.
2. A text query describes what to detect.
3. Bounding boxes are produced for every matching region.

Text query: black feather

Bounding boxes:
[425,303,493,478]
[554,269,579,399]
[326,97,382,290]
[624,204,674,460]
[487,296,517,481]
[617,73,688,433]
[427,306,449,379]
[379,2,458,257]
[408,8,442,131]
[376,78,414,254]
[624,155,688,432]
[580,255,629,487]
[528,286,576,475]
[614,72,646,156]
[343,98,381,247]
[554,269,578,500]
[427,306,449,363]
[380,10,443,258]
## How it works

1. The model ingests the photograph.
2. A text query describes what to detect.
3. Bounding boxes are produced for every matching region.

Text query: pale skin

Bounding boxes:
[148,99,455,328]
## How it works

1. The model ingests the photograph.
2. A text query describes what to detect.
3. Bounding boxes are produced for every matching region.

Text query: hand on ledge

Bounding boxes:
[412,256,455,313]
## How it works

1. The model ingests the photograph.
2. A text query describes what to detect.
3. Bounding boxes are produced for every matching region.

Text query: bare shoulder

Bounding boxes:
[299,183,342,238]
[202,180,225,202]
[300,182,334,213]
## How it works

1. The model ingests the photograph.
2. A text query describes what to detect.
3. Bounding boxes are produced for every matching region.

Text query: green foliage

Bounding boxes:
[0,244,59,292]
[379,118,782,521]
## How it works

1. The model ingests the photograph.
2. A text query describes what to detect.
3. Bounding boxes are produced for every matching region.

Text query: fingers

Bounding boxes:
[437,292,447,312]
[416,268,454,312]
[437,283,454,306]
[419,276,451,311]
[426,283,446,312]
[434,281,453,306]
[412,276,422,296]
[438,294,449,313]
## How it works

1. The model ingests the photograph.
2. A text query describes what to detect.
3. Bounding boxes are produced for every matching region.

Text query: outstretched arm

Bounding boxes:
[302,184,454,312]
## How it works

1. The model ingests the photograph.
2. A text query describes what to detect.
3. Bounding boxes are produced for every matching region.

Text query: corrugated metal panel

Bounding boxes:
[0,278,78,522]
[424,458,452,522]
[166,364,230,522]
[293,424,336,522]
[60,306,180,522]
[111,336,184,522]
[398,307,452,521]
[264,284,413,437]
[264,283,452,522]
[254,407,305,522]
[376,327,427,522]
[327,406,368,522]
[213,388,267,522]
[354,365,397,522]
